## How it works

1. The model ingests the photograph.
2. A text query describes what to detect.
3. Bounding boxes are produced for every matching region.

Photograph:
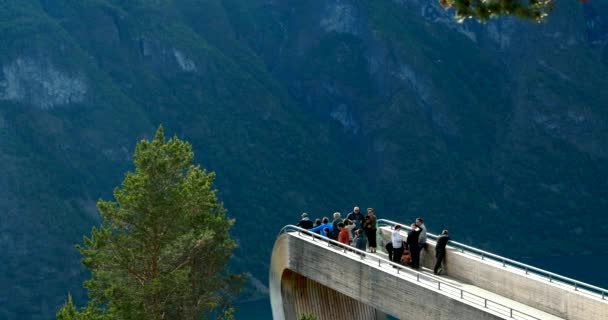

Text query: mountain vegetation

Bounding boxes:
[0,0,607,319]
[440,0,555,22]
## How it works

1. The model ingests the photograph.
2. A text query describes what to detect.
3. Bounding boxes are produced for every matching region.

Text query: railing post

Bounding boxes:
[438,282,441,290]
[525,266,528,275]
[602,291,605,300]
[574,283,578,291]
[484,299,487,308]
[378,259,381,267]
[502,259,506,267]
[460,290,463,299]
[417,273,420,281]
[549,275,552,283]
[481,252,484,260]
[510,309,513,318]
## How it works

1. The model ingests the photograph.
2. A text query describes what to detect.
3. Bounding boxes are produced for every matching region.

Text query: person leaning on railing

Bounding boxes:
[309,217,333,237]
[416,217,427,251]
[297,212,314,229]
[434,230,450,275]
[312,218,322,233]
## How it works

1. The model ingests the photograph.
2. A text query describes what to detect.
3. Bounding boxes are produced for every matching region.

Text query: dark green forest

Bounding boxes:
[0,0,607,319]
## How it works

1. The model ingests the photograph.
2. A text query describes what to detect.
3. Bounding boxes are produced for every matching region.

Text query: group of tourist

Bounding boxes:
[297,206,379,251]
[296,206,450,275]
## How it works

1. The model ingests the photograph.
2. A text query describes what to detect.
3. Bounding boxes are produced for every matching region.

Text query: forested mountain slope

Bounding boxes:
[0,1,606,319]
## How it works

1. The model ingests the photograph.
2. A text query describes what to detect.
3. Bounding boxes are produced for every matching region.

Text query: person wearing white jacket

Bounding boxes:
[391,224,404,264]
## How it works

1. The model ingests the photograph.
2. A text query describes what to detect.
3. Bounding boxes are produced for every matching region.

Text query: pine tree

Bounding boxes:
[56,294,77,320]
[58,126,241,320]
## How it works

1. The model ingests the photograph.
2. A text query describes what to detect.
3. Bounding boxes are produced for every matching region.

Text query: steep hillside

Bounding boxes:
[229,0,608,248]
[0,1,606,319]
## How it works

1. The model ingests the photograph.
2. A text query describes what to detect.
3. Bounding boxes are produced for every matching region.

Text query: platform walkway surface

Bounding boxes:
[288,230,565,320]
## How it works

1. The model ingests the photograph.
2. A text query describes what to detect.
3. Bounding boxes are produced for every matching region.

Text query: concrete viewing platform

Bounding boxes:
[269,220,608,320]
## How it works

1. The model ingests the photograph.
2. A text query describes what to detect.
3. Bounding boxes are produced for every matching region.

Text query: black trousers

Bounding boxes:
[365,229,377,248]
[410,246,420,268]
[434,249,446,273]
[392,246,404,264]
[385,242,393,261]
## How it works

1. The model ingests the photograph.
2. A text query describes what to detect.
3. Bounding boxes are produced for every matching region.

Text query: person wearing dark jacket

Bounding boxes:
[330,212,343,240]
[312,218,322,233]
[354,229,367,255]
[346,206,364,231]
[406,223,422,269]
[385,241,393,261]
[434,230,450,275]
[362,208,378,252]
[297,212,314,229]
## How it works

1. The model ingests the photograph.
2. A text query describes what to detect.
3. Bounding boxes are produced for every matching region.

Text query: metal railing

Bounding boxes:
[377,218,608,301]
[278,224,542,320]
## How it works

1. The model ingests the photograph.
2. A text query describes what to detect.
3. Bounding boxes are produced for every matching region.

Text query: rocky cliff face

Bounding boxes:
[0,1,607,319]
[0,58,87,109]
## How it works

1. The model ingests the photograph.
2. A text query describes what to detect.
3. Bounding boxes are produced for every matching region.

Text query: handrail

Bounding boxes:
[377,218,608,301]
[278,224,541,320]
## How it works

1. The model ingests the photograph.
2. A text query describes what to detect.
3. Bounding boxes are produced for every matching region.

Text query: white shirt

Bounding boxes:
[392,230,403,248]
[345,223,355,241]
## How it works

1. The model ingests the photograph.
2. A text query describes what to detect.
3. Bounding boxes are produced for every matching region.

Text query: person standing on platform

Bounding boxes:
[354,229,367,254]
[416,217,427,251]
[391,225,405,264]
[309,217,332,237]
[330,212,343,240]
[343,219,356,245]
[313,218,322,233]
[406,223,422,269]
[363,208,378,252]
[347,206,364,231]
[322,228,331,238]
[385,241,394,261]
[434,230,450,275]
[338,222,350,245]
[297,212,314,229]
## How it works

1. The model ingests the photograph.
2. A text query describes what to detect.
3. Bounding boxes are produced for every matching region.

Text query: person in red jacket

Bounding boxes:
[338,222,350,245]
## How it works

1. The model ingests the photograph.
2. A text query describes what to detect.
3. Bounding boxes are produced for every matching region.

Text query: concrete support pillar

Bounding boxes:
[281,270,385,320]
